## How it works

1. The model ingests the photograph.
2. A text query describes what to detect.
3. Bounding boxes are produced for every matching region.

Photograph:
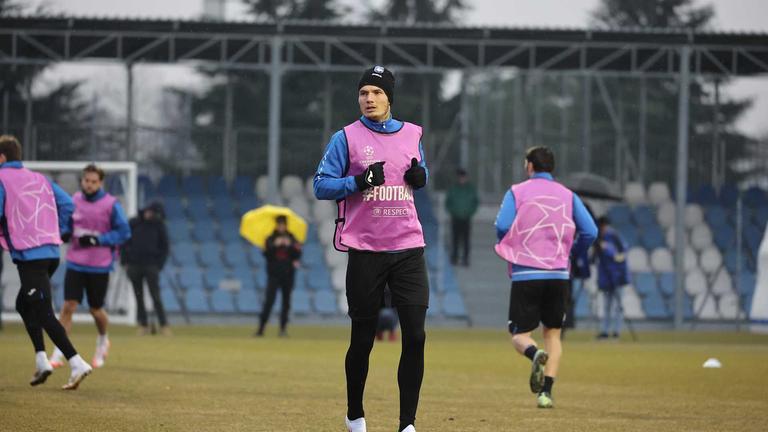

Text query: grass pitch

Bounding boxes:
[1,323,767,431]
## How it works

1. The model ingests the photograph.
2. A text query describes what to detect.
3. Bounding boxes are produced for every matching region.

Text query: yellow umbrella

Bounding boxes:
[239,205,308,250]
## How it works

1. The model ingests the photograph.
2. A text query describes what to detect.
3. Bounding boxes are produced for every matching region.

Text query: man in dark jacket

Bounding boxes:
[255,215,301,337]
[122,202,170,335]
[594,216,629,339]
[445,169,479,266]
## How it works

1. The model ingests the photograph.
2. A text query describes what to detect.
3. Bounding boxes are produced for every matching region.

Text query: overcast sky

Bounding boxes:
[24,0,768,135]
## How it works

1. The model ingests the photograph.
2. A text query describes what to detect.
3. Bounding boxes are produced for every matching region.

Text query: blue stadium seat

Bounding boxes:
[197,242,223,266]
[223,243,249,269]
[105,175,125,196]
[705,205,728,228]
[633,272,658,297]
[694,184,718,205]
[218,218,241,242]
[427,291,439,317]
[237,196,260,214]
[294,269,307,292]
[209,176,229,196]
[443,291,467,318]
[167,223,191,243]
[744,186,767,207]
[640,226,665,250]
[192,224,218,243]
[607,205,633,227]
[314,290,338,315]
[162,197,186,221]
[632,205,657,228]
[212,197,237,220]
[210,290,235,313]
[204,269,227,291]
[161,286,181,313]
[171,242,198,267]
[187,197,210,222]
[231,267,257,290]
[182,175,207,196]
[614,224,639,248]
[157,175,180,196]
[184,288,209,313]
[233,176,255,198]
[641,292,670,319]
[236,289,260,313]
[292,289,312,315]
[177,268,204,291]
[713,225,735,251]
[138,175,155,201]
[245,246,266,268]
[657,272,675,298]
[301,243,323,269]
[307,266,332,291]
[718,184,738,207]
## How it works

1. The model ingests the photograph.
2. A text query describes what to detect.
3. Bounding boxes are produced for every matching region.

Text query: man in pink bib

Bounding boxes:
[313,66,428,432]
[494,146,597,409]
[0,135,92,390]
[49,164,131,369]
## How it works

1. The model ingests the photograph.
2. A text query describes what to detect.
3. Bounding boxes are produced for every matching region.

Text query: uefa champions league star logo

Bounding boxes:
[364,146,374,158]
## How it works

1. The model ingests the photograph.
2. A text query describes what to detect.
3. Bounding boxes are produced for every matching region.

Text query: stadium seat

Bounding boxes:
[693,293,718,320]
[301,243,323,269]
[718,293,740,320]
[292,289,312,315]
[204,269,228,291]
[212,197,237,220]
[641,291,669,319]
[245,246,266,268]
[574,289,592,319]
[443,291,468,318]
[307,266,332,291]
[627,247,650,272]
[236,289,260,314]
[704,205,728,227]
[640,226,665,250]
[650,247,674,272]
[325,247,348,269]
[623,182,646,206]
[607,205,633,227]
[218,218,242,242]
[698,246,722,275]
[223,244,249,269]
[657,202,676,228]
[331,267,346,292]
[648,182,671,205]
[167,223,191,243]
[157,175,181,196]
[621,286,645,319]
[684,204,704,228]
[256,176,269,201]
[281,175,304,201]
[632,205,656,228]
[304,177,315,200]
[314,290,338,315]
[632,272,658,297]
[312,200,336,222]
[232,176,255,198]
[744,186,767,207]
[198,243,225,269]
[209,176,229,196]
[182,175,207,196]
[711,269,734,296]
[210,290,235,313]
[185,288,210,313]
[713,225,735,251]
[690,224,713,251]
[684,269,707,297]
[177,268,205,292]
[657,272,675,298]
[171,242,198,267]
[161,286,181,313]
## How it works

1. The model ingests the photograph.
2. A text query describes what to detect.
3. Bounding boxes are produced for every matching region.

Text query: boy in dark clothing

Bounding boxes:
[122,202,171,335]
[256,215,302,337]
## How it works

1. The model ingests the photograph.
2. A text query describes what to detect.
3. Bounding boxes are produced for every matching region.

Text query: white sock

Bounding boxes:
[345,416,366,432]
[36,351,52,371]
[68,354,89,372]
[401,425,415,432]
[50,347,64,362]
[97,334,109,348]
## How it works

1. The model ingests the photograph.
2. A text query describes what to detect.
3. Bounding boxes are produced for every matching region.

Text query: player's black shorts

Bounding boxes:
[64,269,110,309]
[346,248,429,320]
[508,279,568,334]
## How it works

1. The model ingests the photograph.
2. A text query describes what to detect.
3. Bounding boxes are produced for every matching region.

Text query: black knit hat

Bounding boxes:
[358,65,395,105]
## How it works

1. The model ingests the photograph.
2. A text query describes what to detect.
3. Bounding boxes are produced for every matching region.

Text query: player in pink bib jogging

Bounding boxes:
[495,146,597,408]
[0,135,92,390]
[313,66,428,432]
[49,164,131,369]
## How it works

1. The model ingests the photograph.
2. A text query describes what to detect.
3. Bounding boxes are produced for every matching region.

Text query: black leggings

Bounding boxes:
[15,259,77,359]
[346,305,427,430]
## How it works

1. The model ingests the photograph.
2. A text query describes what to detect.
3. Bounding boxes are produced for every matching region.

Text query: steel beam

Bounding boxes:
[674,46,692,329]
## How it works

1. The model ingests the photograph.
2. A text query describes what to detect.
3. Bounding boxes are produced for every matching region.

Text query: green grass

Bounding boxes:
[1,324,768,431]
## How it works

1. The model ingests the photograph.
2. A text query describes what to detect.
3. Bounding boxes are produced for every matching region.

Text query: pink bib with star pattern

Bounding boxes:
[495,178,575,269]
[0,167,62,252]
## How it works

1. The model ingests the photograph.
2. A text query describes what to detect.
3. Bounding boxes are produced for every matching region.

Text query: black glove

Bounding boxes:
[354,161,386,191]
[60,232,72,243]
[78,235,100,247]
[404,158,426,189]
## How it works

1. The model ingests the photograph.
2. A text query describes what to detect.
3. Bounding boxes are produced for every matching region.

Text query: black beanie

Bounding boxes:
[358,66,395,105]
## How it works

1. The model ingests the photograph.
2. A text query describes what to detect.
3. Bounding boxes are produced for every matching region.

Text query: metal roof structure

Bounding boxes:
[1,16,767,76]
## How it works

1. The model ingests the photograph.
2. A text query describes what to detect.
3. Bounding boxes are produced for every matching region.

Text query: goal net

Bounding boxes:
[0,161,138,325]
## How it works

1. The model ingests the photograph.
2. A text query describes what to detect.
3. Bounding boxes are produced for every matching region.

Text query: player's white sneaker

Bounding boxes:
[92,338,110,368]
[63,355,92,390]
[345,416,367,432]
[401,426,416,432]
[49,347,65,369]
[30,351,53,386]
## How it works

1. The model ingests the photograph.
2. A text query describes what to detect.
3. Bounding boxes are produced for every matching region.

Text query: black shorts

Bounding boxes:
[508,279,568,334]
[346,248,429,320]
[64,269,110,309]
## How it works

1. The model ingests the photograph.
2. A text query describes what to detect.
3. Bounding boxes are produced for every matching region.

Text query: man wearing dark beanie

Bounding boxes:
[313,66,429,432]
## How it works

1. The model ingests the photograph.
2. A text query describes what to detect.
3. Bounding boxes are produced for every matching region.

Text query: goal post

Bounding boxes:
[0,161,138,326]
